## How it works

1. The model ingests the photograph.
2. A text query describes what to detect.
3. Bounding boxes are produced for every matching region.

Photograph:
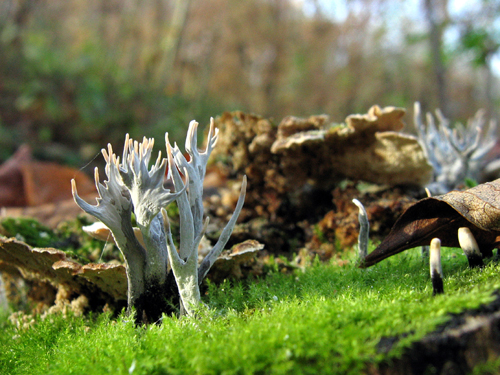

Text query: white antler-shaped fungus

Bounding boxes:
[72,151,147,313]
[163,119,246,315]
[414,102,497,194]
[72,119,247,323]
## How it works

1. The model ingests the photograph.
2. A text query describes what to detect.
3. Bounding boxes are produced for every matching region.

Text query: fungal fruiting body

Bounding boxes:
[352,199,369,260]
[429,238,444,295]
[458,227,484,268]
[72,119,247,322]
[413,102,496,195]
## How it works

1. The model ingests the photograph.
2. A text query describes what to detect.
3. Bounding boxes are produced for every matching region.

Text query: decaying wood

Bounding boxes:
[0,237,128,306]
[0,236,263,311]
[361,179,500,267]
[210,107,432,221]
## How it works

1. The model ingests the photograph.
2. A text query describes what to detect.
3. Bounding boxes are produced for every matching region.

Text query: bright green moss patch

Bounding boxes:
[0,216,122,264]
[0,217,58,248]
[1,247,500,374]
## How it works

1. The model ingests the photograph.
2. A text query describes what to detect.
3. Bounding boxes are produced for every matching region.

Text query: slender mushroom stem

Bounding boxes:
[429,238,444,295]
[352,199,369,260]
[458,227,484,268]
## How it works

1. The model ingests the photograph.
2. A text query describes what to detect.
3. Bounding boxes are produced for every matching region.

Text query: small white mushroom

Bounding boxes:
[352,199,369,260]
[458,227,484,268]
[429,238,444,295]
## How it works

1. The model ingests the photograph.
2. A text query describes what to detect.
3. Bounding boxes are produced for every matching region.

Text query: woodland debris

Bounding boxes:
[0,145,95,208]
[1,198,94,228]
[305,183,416,261]
[0,235,263,313]
[361,178,500,268]
[210,107,432,221]
[271,105,432,187]
[0,237,127,311]
[207,239,265,283]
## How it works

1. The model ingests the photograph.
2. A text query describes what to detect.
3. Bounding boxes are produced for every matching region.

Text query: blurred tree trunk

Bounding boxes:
[155,0,191,90]
[423,0,449,115]
[263,0,287,116]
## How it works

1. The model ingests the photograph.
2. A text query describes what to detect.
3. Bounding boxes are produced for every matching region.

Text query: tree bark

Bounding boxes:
[423,0,449,116]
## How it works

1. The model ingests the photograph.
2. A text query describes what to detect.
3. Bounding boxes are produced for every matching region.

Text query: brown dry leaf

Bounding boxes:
[0,145,95,208]
[21,161,95,206]
[361,179,500,267]
[0,145,31,207]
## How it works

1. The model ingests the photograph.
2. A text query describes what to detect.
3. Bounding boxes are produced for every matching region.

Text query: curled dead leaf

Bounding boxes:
[0,145,95,208]
[361,179,500,267]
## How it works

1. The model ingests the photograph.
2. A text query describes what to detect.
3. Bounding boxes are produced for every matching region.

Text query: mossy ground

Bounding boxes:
[1,244,500,374]
[0,216,123,264]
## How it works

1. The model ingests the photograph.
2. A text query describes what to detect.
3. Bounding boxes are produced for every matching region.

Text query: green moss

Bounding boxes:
[0,216,122,264]
[1,246,500,374]
[465,177,479,188]
[54,216,123,264]
[0,217,58,248]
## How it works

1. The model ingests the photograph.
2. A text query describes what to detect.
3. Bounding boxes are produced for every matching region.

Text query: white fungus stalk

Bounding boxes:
[352,199,369,260]
[458,227,484,268]
[429,238,444,295]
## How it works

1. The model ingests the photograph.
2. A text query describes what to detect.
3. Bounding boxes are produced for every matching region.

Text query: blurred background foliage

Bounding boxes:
[0,0,498,167]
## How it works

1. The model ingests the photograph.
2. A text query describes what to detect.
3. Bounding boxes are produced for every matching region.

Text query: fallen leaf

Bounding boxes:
[0,144,95,208]
[21,160,95,206]
[1,197,95,228]
[360,179,500,267]
[0,145,31,207]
